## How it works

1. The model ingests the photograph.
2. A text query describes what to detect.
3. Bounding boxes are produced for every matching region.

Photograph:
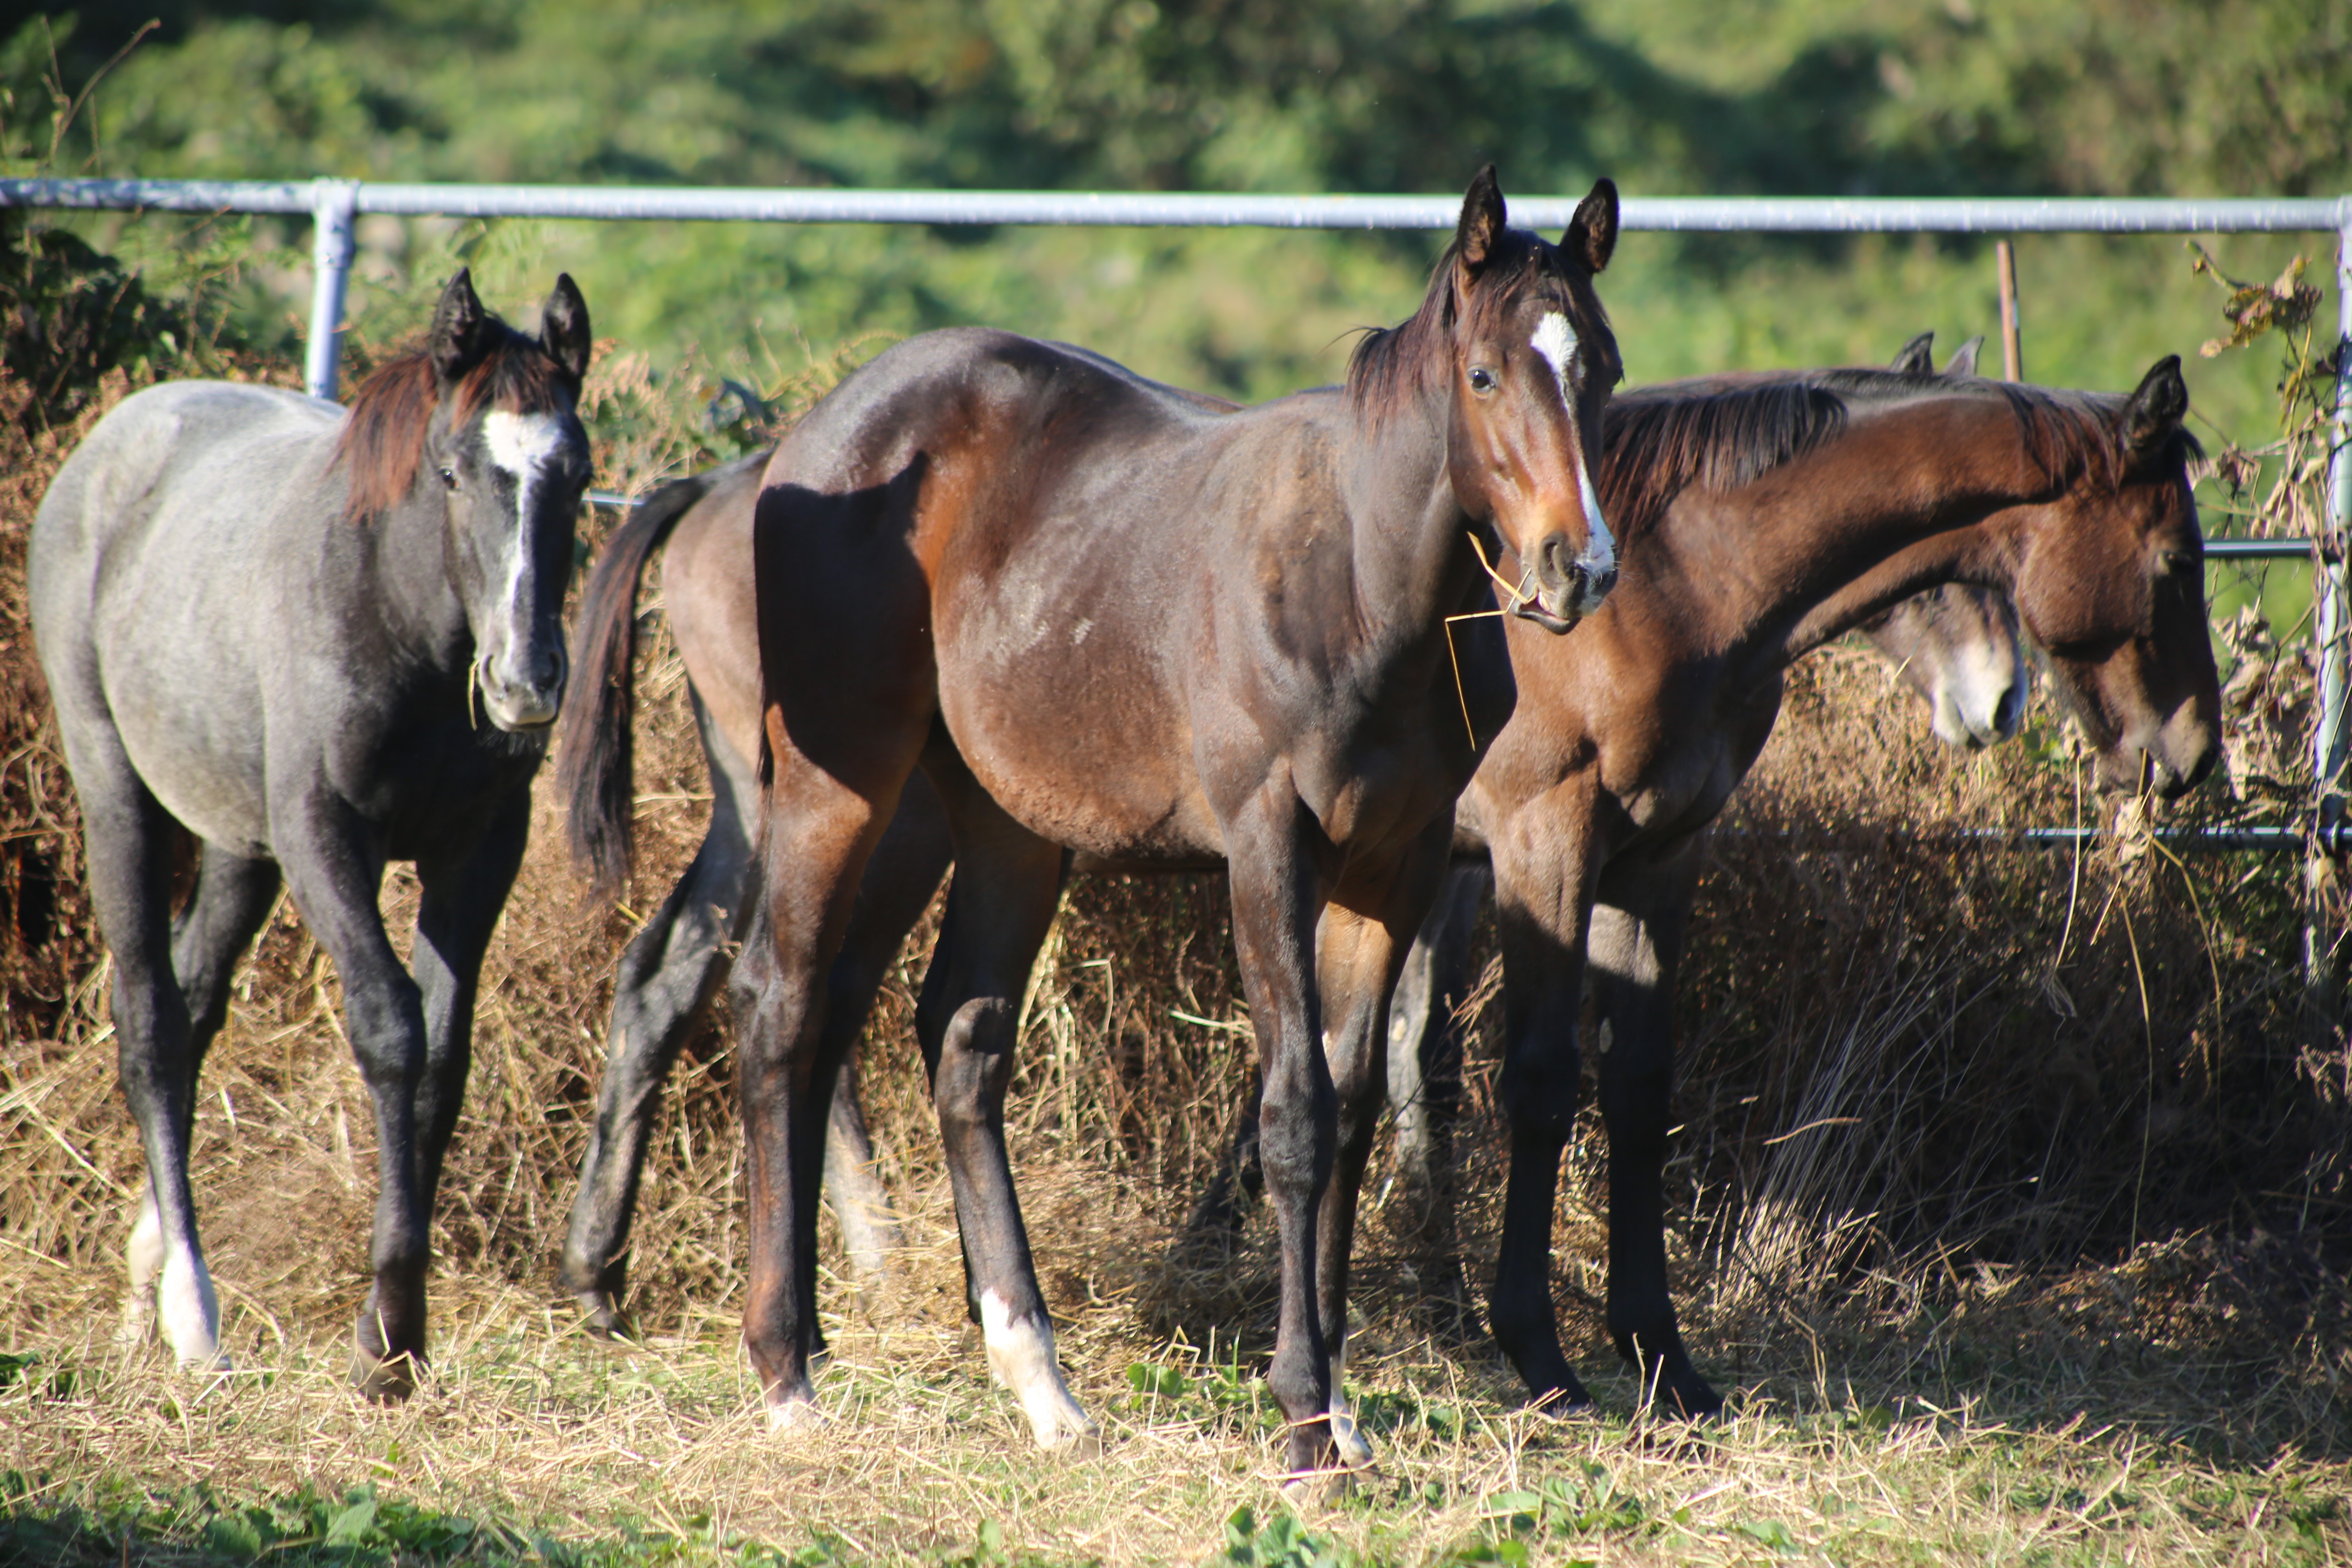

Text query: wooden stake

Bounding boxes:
[1996,239,2023,382]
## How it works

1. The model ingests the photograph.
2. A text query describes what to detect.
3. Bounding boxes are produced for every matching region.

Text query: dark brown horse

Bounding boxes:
[730,170,1619,1477]
[555,451,2023,1345]
[566,345,2213,1444]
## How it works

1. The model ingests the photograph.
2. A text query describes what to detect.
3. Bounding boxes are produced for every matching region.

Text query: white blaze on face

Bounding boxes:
[481,409,570,607]
[1529,310,1617,580]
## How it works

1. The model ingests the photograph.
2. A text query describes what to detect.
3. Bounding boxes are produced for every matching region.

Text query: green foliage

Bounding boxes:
[11,1,2344,425]
[1214,1506,1360,1568]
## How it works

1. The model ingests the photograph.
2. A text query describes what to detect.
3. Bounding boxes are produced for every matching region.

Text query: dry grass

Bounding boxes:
[5,353,2352,1563]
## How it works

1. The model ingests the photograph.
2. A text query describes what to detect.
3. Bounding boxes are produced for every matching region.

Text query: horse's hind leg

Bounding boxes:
[808,771,954,1307]
[564,693,761,1334]
[1383,862,1486,1297]
[915,762,1092,1452]
[57,721,223,1370]
[123,844,281,1348]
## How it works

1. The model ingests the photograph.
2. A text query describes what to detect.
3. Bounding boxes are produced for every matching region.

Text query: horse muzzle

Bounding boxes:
[1515,530,1617,633]
[475,646,567,732]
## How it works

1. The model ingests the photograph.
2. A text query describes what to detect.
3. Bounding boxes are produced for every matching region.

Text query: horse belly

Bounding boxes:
[109,684,272,855]
[939,639,1218,862]
[93,566,275,857]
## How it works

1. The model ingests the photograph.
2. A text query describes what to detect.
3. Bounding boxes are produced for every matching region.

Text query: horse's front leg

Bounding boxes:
[1589,846,1721,1417]
[409,791,532,1259]
[273,792,431,1399]
[1313,815,1455,1472]
[1221,790,1337,1482]
[1484,797,1602,1410]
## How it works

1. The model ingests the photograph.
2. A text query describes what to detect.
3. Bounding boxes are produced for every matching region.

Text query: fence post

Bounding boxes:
[2310,201,2352,992]
[304,178,360,401]
[1996,239,2023,382]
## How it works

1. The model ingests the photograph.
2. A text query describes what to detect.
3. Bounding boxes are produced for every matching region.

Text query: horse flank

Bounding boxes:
[333,336,576,523]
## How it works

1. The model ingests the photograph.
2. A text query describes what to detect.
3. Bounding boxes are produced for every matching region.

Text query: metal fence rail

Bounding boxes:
[5,175,2347,856]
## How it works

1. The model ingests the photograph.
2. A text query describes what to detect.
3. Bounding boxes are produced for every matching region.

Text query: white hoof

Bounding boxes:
[765,1395,827,1434]
[979,1290,1098,1455]
[1329,1404,1375,1470]
[158,1252,224,1370]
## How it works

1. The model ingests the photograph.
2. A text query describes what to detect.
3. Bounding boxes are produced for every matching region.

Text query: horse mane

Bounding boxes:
[1598,379,1849,539]
[1600,368,2205,541]
[1347,227,1582,425]
[333,328,575,523]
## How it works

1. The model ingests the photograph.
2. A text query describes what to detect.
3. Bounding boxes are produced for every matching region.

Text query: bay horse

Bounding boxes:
[1395,348,2217,1418]
[735,169,1620,1477]
[553,418,2024,1342]
[31,271,593,1396]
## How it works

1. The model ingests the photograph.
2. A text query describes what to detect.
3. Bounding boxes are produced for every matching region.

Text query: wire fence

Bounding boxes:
[4,175,2346,856]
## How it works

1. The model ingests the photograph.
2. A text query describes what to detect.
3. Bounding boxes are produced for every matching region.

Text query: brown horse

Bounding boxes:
[555,464,2023,1345]
[1444,352,2218,1417]
[577,353,2212,1432]
[729,169,1619,1476]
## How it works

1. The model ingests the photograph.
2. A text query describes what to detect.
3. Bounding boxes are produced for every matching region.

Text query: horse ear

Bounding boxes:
[1943,336,1983,377]
[540,273,592,385]
[1889,332,1936,375]
[1454,164,1506,276]
[2120,354,2189,461]
[429,269,493,383]
[1563,177,1618,274]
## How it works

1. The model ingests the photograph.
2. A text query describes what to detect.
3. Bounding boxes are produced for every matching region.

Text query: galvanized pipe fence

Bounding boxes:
[5,176,2348,861]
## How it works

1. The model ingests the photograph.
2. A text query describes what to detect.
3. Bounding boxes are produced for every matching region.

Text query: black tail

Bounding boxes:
[557,469,719,898]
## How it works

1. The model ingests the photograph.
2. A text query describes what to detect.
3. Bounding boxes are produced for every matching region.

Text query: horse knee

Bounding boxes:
[933,997,1015,1139]
[1257,1077,1336,1196]
[1499,1040,1582,1146]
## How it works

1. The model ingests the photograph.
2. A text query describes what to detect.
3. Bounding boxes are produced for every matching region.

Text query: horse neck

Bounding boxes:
[1333,392,1483,654]
[1674,395,2051,679]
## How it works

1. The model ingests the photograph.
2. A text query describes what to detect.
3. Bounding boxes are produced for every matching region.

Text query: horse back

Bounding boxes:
[757,329,1284,860]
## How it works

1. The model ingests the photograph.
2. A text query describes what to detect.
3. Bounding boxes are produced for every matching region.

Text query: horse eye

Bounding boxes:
[439,467,458,490]
[1468,367,1497,394]
[2160,548,2196,575]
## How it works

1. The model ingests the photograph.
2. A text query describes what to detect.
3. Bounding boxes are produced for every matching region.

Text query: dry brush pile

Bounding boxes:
[4,316,2350,1472]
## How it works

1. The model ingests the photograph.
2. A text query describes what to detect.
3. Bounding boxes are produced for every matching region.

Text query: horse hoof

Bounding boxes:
[1036,1414,1103,1458]
[1278,1465,1359,1505]
[764,1396,826,1434]
[573,1291,633,1342]
[1527,1386,1599,1420]
[350,1350,420,1403]
[116,1297,158,1351]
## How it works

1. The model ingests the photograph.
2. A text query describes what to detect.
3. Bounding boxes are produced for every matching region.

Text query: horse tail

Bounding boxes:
[558,470,712,899]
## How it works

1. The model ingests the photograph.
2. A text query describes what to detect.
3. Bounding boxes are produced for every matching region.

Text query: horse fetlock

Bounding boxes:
[978,1290,1096,1453]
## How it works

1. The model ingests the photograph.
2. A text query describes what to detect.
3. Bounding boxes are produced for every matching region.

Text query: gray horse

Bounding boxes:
[31,270,592,1397]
